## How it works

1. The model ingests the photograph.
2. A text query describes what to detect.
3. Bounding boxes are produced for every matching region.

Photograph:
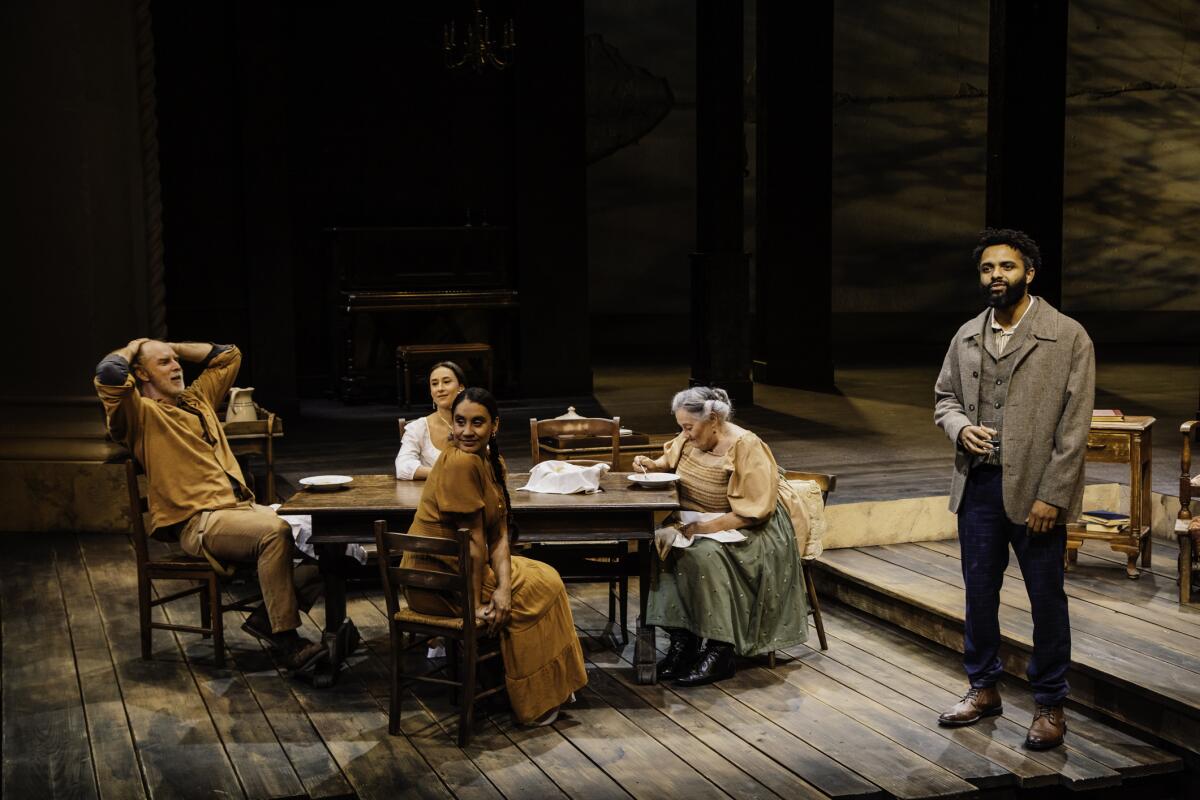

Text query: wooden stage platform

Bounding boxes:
[3,532,1192,799]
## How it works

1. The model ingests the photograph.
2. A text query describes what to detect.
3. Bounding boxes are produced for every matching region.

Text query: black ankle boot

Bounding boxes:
[656,628,701,681]
[673,640,736,687]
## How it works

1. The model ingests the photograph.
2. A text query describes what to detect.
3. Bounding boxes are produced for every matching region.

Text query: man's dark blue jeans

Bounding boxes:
[958,464,1070,705]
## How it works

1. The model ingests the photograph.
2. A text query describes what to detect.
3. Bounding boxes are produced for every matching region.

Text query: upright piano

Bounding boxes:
[328,226,518,400]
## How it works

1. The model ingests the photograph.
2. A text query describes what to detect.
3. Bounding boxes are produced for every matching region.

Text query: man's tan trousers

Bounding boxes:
[179,502,316,633]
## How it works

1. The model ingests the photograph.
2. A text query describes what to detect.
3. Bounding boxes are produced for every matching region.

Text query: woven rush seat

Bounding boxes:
[394,608,465,629]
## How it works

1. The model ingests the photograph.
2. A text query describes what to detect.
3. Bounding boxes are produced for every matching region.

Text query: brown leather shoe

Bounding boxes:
[937,686,1003,727]
[1025,704,1066,750]
[282,637,328,672]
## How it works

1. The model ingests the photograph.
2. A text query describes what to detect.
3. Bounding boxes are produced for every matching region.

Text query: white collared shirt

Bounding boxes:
[988,296,1037,356]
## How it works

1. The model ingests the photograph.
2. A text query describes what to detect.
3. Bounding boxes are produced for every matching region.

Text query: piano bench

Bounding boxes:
[396,343,493,407]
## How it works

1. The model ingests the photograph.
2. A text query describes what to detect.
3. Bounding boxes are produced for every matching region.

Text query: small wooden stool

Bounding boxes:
[396,342,493,407]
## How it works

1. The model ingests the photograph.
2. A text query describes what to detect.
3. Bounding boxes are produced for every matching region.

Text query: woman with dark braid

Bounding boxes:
[401,387,587,725]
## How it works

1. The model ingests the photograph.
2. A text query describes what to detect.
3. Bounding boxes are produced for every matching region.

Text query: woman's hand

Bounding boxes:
[632,455,661,474]
[679,521,707,539]
[487,585,511,633]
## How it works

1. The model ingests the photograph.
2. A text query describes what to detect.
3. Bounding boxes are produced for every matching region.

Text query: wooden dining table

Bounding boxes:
[278,472,680,686]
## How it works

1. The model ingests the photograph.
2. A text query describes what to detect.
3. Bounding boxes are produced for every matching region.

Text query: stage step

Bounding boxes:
[811,539,1200,765]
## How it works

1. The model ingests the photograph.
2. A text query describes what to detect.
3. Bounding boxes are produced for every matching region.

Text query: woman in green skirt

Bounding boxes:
[633,386,812,687]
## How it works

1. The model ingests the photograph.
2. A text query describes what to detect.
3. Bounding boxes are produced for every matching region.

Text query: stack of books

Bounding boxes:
[1091,409,1125,422]
[1079,510,1130,533]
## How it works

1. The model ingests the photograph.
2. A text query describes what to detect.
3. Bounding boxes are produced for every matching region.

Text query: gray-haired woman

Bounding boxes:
[632,386,811,686]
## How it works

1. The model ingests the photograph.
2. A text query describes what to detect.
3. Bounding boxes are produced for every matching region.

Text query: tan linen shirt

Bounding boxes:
[95,346,251,533]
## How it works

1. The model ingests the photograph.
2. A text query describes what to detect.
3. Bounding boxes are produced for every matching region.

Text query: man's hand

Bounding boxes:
[959,425,998,455]
[117,337,149,362]
[1027,500,1060,534]
[168,342,217,363]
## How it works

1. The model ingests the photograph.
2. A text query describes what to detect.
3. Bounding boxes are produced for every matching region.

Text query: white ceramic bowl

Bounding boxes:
[627,472,681,487]
[299,475,354,491]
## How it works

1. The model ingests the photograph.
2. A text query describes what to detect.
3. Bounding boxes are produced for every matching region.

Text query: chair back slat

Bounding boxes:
[375,520,475,634]
[382,530,459,557]
[529,416,621,467]
[124,459,151,564]
[390,566,459,593]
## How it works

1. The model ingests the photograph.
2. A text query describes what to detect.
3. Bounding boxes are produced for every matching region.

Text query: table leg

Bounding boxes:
[1125,550,1140,580]
[310,542,350,686]
[1180,534,1194,605]
[634,540,656,684]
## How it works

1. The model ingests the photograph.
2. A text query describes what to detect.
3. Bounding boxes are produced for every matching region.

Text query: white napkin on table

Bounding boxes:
[518,460,609,494]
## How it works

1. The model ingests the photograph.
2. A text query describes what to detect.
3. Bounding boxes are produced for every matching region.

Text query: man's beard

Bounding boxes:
[982,275,1028,308]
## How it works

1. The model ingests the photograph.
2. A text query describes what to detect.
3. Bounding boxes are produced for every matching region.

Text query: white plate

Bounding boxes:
[628,472,681,487]
[299,475,354,491]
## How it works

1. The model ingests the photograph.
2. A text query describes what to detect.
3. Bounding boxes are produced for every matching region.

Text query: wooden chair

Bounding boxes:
[126,459,260,668]
[529,415,621,467]
[783,470,838,655]
[375,520,503,746]
[1178,420,1198,603]
[527,415,629,644]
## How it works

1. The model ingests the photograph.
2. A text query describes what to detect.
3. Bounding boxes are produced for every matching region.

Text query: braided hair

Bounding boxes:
[451,387,517,538]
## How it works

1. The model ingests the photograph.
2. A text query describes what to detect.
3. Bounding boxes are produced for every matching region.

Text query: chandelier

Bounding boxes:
[443,0,516,72]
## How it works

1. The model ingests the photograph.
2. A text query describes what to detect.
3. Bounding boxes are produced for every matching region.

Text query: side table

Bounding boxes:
[223,412,283,504]
[1066,416,1154,579]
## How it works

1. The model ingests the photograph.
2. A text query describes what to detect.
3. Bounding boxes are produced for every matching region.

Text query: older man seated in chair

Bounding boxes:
[95,338,325,672]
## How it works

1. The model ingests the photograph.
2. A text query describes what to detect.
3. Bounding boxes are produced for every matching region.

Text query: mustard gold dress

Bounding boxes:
[646,431,810,656]
[402,446,588,723]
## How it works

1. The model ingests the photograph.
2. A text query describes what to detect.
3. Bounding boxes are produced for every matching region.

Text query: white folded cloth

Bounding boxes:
[271,504,368,565]
[654,510,747,558]
[518,460,609,494]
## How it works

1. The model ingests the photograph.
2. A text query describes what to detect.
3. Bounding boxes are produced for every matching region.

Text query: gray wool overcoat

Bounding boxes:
[934,298,1096,525]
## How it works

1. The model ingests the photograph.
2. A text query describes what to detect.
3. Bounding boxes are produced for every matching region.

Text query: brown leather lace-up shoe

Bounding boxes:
[1024,704,1066,750]
[937,686,1003,727]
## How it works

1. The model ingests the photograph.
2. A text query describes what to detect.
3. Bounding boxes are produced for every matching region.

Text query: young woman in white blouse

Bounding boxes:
[395,361,466,480]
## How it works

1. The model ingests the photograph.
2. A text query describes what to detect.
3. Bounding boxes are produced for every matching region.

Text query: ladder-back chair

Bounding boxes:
[126,459,260,668]
[374,520,503,746]
[784,469,837,654]
[528,415,629,643]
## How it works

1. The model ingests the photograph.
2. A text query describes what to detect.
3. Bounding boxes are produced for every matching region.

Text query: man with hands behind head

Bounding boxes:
[934,229,1095,750]
[95,338,325,672]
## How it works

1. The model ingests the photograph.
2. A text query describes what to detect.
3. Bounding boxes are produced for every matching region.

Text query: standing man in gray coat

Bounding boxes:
[934,228,1095,750]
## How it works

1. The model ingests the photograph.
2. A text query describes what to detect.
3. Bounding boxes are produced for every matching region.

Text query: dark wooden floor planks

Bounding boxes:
[783,634,1061,789]
[2,537,99,800]
[214,603,354,800]
[816,604,1124,789]
[4,532,1188,800]
[566,583,880,800]
[816,546,1200,725]
[74,533,248,800]
[148,564,310,799]
[811,544,1185,782]
[49,536,147,800]
[338,590,526,800]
